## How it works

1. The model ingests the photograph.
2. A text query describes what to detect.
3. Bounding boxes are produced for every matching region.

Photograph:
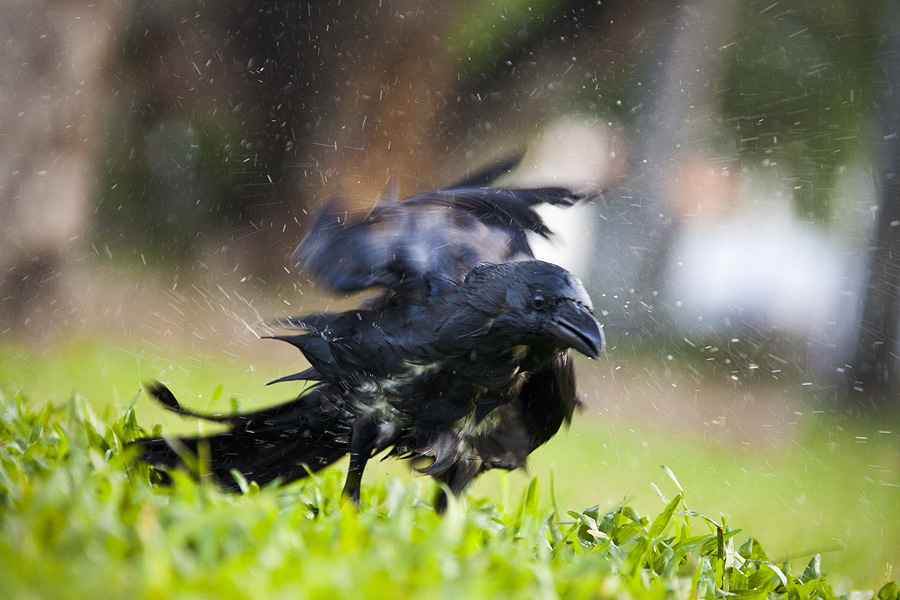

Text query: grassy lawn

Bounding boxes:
[1,335,898,597]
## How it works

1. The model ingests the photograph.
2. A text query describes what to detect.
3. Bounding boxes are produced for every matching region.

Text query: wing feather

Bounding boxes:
[293,161,581,295]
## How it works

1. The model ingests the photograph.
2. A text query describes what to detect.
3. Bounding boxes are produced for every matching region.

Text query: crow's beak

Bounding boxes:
[548,301,605,359]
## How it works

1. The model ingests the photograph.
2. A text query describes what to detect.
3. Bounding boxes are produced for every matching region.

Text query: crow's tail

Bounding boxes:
[131,382,352,490]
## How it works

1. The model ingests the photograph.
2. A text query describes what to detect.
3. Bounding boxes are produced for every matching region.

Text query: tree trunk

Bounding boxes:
[593,0,737,342]
[0,0,126,336]
[848,15,900,412]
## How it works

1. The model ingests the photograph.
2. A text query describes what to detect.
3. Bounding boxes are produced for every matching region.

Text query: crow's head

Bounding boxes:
[467,260,604,359]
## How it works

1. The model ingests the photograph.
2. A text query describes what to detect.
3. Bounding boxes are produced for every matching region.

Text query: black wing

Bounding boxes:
[293,158,579,295]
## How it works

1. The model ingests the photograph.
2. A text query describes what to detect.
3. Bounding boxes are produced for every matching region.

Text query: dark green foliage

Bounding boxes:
[719,2,881,223]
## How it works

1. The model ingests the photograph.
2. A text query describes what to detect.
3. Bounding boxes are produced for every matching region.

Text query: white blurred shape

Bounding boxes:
[666,188,847,340]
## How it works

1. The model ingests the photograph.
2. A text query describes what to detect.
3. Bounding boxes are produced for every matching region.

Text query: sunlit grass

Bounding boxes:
[1,336,898,593]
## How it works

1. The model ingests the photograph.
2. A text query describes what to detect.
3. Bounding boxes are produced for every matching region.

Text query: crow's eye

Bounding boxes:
[532,294,547,309]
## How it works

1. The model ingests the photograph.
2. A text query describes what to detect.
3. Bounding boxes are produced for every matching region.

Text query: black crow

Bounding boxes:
[135,158,604,509]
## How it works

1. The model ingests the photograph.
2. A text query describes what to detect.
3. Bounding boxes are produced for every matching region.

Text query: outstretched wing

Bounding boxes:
[293,158,580,295]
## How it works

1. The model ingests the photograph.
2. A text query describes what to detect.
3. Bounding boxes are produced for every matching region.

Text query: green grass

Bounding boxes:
[1,337,899,598]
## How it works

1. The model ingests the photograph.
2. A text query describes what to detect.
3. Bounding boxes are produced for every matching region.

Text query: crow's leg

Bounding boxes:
[433,457,484,513]
[342,419,378,503]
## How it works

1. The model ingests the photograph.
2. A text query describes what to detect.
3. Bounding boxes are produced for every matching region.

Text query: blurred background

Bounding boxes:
[1,0,898,589]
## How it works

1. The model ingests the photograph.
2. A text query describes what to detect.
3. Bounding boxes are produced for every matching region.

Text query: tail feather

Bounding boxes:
[136,428,348,490]
[132,382,352,490]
